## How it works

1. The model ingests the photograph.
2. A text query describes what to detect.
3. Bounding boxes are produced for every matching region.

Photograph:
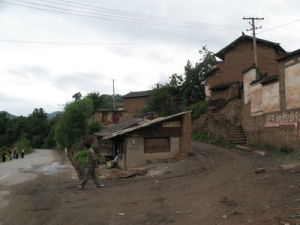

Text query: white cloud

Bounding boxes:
[0,0,300,115]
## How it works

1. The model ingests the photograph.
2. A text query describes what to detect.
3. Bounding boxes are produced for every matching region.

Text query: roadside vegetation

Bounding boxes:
[246,143,294,156]
[0,92,110,155]
[143,46,214,118]
[192,132,235,148]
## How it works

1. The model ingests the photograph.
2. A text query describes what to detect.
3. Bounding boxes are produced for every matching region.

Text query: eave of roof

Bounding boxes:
[210,81,242,91]
[278,49,300,62]
[216,35,286,60]
[205,66,220,78]
[96,111,191,140]
[97,109,125,112]
[260,75,279,85]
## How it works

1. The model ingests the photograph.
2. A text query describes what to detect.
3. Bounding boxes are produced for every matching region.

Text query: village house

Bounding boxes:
[122,90,151,119]
[205,34,286,102]
[195,35,300,149]
[91,108,125,125]
[242,49,300,148]
[94,112,191,169]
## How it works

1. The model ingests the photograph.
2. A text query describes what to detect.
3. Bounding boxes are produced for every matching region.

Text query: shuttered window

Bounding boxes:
[144,138,170,153]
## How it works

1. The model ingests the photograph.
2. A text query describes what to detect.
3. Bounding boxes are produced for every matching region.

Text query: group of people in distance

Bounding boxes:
[1,147,25,162]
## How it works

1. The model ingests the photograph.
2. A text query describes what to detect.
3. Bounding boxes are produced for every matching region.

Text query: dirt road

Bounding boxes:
[1,142,299,225]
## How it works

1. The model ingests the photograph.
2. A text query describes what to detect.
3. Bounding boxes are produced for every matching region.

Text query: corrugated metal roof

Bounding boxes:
[97,111,191,140]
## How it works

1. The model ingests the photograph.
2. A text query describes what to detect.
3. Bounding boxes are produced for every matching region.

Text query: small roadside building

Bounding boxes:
[94,112,191,169]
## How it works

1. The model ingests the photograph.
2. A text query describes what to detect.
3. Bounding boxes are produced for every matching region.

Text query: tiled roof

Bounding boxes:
[260,75,279,85]
[210,81,241,91]
[278,49,300,62]
[94,112,191,140]
[204,66,220,78]
[123,90,151,98]
[94,117,142,137]
[216,35,286,60]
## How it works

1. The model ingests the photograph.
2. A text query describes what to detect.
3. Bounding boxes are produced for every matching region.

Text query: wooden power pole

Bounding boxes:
[112,79,116,110]
[243,17,264,67]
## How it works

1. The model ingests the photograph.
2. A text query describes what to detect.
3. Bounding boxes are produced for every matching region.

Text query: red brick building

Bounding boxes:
[205,35,286,101]
[92,109,125,125]
[122,90,151,118]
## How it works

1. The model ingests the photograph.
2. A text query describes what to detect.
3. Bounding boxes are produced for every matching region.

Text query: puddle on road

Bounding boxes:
[22,162,72,175]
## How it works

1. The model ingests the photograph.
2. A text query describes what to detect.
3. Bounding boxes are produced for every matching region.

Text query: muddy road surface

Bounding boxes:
[0,143,299,225]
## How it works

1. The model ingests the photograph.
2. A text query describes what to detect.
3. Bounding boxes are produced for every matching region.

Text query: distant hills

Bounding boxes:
[0,111,62,119]
[0,111,16,118]
[46,111,62,119]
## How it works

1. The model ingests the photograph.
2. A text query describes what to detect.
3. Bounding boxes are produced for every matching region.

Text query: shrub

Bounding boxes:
[187,101,207,121]
[192,132,234,148]
[280,145,294,154]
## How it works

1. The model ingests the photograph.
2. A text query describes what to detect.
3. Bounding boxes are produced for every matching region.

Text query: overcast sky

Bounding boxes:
[1,0,299,116]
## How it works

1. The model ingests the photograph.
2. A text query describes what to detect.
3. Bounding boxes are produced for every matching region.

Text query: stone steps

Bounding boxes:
[226,124,247,144]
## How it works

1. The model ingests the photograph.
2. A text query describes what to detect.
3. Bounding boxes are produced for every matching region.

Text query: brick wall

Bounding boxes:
[180,112,192,154]
[206,41,284,100]
[123,96,148,117]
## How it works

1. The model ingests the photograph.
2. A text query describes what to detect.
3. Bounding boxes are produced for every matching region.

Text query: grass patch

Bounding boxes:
[192,132,235,148]
[247,143,294,156]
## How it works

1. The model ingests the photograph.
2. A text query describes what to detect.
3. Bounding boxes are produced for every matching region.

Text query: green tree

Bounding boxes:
[54,98,94,148]
[145,81,184,116]
[144,46,215,116]
[72,92,82,101]
[86,92,110,113]
[26,108,49,148]
[182,47,216,105]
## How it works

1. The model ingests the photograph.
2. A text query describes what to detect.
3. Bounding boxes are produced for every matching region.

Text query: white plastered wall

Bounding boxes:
[262,82,280,113]
[285,62,300,110]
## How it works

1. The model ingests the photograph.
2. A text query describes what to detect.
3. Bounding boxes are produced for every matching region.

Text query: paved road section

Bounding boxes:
[0,149,77,210]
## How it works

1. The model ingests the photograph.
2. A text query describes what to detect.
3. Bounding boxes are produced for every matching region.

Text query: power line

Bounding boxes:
[3,0,172,26]
[1,0,240,30]
[36,0,240,29]
[0,39,207,46]
[258,19,300,34]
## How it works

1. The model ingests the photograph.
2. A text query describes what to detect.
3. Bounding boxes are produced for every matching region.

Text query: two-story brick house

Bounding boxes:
[205,34,286,101]
[122,90,151,119]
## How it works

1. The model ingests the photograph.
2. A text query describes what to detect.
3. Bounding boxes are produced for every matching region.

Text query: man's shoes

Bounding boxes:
[97,184,105,188]
[78,184,84,190]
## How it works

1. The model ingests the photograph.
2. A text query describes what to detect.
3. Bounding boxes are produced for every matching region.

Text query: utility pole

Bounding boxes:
[112,79,116,110]
[243,17,264,67]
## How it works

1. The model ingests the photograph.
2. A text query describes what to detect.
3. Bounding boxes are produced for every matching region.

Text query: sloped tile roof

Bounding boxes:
[216,35,286,60]
[123,90,151,98]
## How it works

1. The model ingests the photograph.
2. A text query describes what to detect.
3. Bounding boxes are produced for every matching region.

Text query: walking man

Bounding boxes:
[78,142,104,189]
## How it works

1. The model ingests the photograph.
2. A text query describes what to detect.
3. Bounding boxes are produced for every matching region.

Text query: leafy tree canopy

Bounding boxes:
[144,46,214,117]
